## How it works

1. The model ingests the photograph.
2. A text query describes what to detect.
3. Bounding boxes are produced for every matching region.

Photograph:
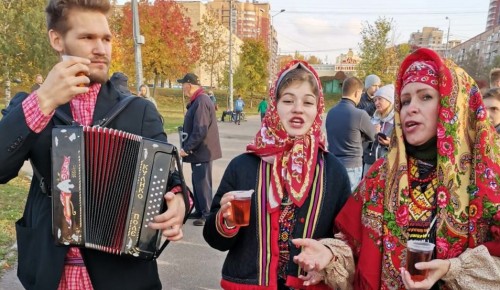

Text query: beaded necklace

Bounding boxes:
[408,157,437,211]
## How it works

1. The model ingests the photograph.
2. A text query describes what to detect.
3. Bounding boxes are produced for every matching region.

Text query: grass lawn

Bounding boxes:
[0,175,29,274]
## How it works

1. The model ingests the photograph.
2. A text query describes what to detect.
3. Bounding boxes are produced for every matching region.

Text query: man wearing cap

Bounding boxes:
[357,74,381,117]
[178,73,222,226]
[109,72,132,95]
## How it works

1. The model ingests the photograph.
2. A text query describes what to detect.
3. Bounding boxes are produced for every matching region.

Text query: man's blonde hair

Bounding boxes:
[490,68,500,87]
[45,0,111,35]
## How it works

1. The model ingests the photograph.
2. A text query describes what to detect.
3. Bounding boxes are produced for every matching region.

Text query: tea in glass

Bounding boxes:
[229,190,253,226]
[406,240,435,282]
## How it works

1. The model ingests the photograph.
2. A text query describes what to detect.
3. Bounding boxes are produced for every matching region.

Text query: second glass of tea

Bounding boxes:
[229,190,253,226]
[406,240,435,282]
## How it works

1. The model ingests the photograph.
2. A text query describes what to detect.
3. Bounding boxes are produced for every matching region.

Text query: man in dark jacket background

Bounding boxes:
[178,73,222,226]
[326,77,376,192]
[356,74,381,117]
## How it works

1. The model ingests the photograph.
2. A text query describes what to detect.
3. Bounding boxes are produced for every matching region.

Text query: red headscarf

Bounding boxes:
[336,48,500,289]
[402,60,439,91]
[246,60,326,210]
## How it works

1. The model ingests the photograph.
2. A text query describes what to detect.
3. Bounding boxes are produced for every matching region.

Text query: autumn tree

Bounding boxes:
[279,55,294,70]
[293,51,306,61]
[108,0,128,76]
[198,10,227,88]
[357,17,408,84]
[306,55,322,64]
[0,0,56,105]
[115,0,201,93]
[233,39,269,98]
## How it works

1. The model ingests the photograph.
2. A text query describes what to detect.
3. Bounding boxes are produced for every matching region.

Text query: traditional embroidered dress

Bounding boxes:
[335,48,500,289]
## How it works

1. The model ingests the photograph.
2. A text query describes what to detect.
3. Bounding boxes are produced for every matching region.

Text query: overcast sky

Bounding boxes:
[118,0,489,64]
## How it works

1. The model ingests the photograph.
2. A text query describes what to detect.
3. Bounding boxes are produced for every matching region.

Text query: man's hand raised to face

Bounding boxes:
[36,56,91,115]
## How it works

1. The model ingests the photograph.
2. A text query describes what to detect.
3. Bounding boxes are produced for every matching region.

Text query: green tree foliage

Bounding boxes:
[0,0,57,104]
[198,10,228,88]
[233,39,269,98]
[115,0,201,91]
[357,17,408,84]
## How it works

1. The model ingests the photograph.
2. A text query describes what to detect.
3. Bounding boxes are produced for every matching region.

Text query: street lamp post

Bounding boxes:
[132,0,144,92]
[271,9,285,28]
[269,9,285,84]
[445,16,451,59]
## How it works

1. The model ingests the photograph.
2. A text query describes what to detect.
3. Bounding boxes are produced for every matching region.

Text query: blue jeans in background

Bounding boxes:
[345,166,363,192]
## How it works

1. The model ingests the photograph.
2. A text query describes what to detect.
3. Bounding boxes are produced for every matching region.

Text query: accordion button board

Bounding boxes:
[51,126,178,259]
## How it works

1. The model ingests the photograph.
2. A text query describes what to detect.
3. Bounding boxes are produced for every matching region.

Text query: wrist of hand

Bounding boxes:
[36,91,57,115]
[323,244,338,264]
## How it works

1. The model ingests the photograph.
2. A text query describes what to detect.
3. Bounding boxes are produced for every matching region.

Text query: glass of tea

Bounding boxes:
[229,190,254,226]
[61,55,87,87]
[406,240,435,282]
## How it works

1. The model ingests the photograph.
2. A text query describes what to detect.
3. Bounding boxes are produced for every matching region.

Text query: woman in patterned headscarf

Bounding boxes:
[294,48,500,289]
[203,60,352,289]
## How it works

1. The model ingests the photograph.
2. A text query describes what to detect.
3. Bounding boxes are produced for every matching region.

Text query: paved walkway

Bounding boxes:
[0,114,262,290]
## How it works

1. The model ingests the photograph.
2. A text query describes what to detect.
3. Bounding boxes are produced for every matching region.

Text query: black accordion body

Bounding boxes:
[51,126,184,260]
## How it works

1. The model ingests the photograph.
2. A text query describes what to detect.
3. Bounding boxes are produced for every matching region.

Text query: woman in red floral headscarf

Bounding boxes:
[203,60,352,289]
[294,48,500,289]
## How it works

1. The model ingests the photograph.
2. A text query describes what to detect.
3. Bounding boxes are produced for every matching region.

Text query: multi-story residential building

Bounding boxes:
[409,27,447,56]
[449,25,500,67]
[207,0,270,48]
[487,0,500,31]
[177,1,244,88]
[207,0,280,80]
[408,26,461,57]
[409,27,444,47]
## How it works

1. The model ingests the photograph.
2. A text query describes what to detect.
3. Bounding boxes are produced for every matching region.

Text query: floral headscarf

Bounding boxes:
[246,60,326,210]
[335,48,500,289]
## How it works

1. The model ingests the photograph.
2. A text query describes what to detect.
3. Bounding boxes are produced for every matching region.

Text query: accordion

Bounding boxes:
[51,126,186,260]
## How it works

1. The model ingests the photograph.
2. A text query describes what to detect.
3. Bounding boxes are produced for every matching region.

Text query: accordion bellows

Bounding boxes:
[51,126,178,259]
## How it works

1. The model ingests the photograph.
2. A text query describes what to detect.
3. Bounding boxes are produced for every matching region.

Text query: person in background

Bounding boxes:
[138,83,157,108]
[221,107,233,122]
[326,77,376,191]
[483,87,500,133]
[357,74,381,117]
[234,95,245,125]
[30,73,44,92]
[294,48,500,290]
[489,67,500,88]
[0,1,190,289]
[178,72,222,226]
[362,84,395,174]
[109,71,132,95]
[257,97,268,121]
[203,60,351,289]
[208,90,218,111]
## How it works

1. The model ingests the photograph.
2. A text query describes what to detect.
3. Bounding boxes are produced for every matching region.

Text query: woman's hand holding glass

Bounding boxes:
[218,192,236,228]
[400,259,451,290]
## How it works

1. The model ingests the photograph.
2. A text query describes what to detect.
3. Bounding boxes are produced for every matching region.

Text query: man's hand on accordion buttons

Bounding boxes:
[148,191,186,241]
